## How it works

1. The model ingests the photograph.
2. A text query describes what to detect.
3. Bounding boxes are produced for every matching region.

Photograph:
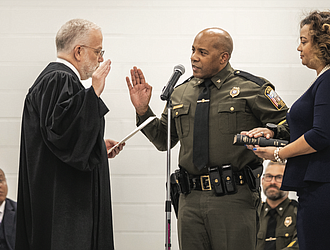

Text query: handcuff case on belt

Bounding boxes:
[244,165,263,192]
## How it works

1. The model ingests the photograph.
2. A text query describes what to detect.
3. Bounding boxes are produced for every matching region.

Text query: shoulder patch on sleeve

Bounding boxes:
[265,86,286,110]
[175,75,193,88]
[234,70,266,87]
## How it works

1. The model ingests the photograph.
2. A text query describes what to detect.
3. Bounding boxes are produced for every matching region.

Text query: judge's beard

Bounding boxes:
[82,59,99,80]
[264,185,287,201]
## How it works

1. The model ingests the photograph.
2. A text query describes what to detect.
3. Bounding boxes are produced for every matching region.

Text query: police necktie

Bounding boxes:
[264,209,277,250]
[193,78,213,171]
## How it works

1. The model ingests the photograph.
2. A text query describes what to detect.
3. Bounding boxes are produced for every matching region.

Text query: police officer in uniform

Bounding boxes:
[125,27,289,250]
[257,161,299,250]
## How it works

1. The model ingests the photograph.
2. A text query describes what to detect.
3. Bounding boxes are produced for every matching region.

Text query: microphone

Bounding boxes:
[233,134,288,147]
[160,64,185,101]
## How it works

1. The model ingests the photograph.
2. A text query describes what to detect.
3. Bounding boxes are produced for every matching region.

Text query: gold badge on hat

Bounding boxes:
[230,87,240,97]
[284,216,292,227]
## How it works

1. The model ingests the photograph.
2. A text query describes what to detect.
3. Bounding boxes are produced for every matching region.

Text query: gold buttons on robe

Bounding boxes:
[230,107,234,112]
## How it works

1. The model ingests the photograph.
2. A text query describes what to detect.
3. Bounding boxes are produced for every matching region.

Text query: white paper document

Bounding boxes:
[108,116,157,153]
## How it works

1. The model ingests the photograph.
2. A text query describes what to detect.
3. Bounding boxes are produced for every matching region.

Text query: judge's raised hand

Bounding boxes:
[126,66,152,116]
[92,59,111,97]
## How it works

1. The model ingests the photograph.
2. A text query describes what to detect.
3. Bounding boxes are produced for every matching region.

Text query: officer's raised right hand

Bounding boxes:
[126,66,152,116]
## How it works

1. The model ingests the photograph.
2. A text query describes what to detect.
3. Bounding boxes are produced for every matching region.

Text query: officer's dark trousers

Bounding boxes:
[297,182,330,250]
[177,184,258,250]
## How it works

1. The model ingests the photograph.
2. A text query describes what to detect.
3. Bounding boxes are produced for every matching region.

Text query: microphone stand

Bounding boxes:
[161,64,184,250]
[164,97,172,250]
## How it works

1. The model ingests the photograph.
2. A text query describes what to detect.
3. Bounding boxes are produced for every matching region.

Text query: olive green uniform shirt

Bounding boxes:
[257,198,299,250]
[137,62,289,250]
[137,63,288,175]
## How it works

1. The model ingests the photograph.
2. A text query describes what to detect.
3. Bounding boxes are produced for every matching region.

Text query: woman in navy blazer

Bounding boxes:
[245,10,330,250]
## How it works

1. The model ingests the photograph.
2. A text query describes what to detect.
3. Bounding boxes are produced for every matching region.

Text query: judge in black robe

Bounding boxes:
[16,60,117,250]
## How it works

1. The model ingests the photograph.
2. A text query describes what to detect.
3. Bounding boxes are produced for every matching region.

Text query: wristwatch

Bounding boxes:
[266,123,277,138]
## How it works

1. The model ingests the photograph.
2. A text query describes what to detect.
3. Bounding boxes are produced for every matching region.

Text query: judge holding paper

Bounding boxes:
[16,19,124,250]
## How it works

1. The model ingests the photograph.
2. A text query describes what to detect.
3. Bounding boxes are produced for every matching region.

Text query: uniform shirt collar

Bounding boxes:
[56,58,82,80]
[191,62,234,89]
[263,197,290,217]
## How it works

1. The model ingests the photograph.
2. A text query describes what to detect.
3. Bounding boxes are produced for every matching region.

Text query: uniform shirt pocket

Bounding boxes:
[218,100,246,134]
[172,103,190,138]
[276,228,295,238]
[275,228,296,248]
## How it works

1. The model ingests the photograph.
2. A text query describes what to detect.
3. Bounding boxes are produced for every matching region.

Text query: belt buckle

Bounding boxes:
[200,175,212,191]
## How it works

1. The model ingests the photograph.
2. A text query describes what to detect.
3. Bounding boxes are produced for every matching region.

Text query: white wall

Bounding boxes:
[0,0,328,249]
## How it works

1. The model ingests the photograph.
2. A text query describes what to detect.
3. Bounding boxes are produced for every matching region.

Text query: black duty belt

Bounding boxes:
[190,169,246,191]
[173,164,262,196]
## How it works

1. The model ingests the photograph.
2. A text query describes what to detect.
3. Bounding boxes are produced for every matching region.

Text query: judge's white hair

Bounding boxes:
[55,18,101,54]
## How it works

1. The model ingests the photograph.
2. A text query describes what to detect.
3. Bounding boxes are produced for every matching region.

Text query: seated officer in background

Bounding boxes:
[126,27,289,250]
[0,169,16,250]
[257,161,299,250]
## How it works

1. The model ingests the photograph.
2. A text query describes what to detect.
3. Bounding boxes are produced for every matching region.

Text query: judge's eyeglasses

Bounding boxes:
[263,174,283,183]
[80,45,105,57]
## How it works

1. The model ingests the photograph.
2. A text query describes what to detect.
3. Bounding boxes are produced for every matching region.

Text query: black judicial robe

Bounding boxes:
[16,62,114,250]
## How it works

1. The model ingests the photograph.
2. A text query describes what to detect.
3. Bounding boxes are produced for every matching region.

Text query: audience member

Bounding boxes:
[257,162,298,250]
[0,169,16,250]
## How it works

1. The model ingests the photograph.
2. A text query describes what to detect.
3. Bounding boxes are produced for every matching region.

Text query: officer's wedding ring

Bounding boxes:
[260,131,264,136]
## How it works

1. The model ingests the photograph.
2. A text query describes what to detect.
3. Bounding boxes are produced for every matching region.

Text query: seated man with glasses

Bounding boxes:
[257,161,299,250]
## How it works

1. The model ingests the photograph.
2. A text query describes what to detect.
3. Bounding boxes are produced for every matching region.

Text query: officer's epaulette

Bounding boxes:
[290,199,298,207]
[234,70,266,87]
[175,75,194,88]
